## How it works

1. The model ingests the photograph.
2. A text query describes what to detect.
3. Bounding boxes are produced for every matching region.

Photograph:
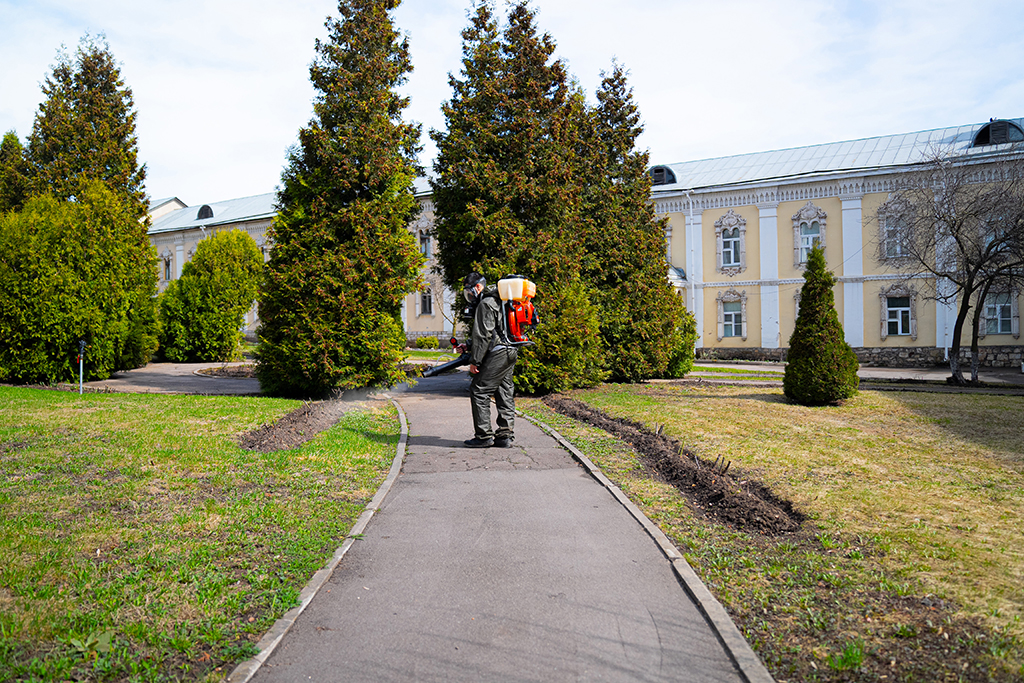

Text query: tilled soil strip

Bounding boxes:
[238,399,365,452]
[543,396,804,536]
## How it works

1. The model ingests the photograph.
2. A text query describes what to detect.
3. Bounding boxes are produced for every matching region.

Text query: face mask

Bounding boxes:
[462,275,485,303]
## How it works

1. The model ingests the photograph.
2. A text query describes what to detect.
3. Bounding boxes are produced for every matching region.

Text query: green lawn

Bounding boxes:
[403,348,458,361]
[521,384,1024,682]
[0,387,398,682]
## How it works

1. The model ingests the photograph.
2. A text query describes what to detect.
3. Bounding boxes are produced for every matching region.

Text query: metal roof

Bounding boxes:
[651,118,1024,192]
[148,196,184,210]
[148,192,277,235]
[413,176,432,196]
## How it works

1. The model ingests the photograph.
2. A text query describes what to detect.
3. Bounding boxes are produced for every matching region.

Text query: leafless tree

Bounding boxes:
[877,149,1024,384]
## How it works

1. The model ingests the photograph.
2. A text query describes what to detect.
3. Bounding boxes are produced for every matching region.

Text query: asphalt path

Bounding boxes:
[84,362,260,395]
[246,373,756,683]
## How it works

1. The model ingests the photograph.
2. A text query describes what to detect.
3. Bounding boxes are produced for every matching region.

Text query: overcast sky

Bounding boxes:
[2,0,1022,206]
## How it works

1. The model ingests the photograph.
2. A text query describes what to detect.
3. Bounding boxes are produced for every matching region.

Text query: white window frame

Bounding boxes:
[714,209,747,276]
[877,197,913,261]
[883,215,909,259]
[979,290,1019,338]
[792,201,827,266]
[879,284,917,341]
[716,289,747,341]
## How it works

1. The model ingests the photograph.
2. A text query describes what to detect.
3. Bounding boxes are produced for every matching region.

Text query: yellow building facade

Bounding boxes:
[652,118,1023,367]
[149,119,1022,366]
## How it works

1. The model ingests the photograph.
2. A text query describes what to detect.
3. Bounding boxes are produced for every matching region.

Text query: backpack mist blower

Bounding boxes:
[421,275,538,378]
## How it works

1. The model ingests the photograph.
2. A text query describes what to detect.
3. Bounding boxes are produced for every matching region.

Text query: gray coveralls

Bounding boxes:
[469,290,518,441]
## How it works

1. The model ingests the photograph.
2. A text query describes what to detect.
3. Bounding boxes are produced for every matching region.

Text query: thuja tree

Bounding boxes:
[5,35,158,371]
[580,63,693,381]
[0,181,157,383]
[783,246,859,405]
[256,0,423,397]
[0,132,30,214]
[159,230,262,362]
[431,1,606,392]
[26,35,148,219]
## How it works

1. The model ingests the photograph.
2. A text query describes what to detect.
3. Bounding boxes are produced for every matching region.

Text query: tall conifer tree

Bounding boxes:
[430,1,505,282]
[582,64,692,381]
[256,0,423,397]
[432,1,606,392]
[0,132,30,213]
[27,35,147,219]
[10,36,158,371]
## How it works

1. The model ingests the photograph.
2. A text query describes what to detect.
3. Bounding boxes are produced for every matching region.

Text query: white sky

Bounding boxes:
[2,0,1022,205]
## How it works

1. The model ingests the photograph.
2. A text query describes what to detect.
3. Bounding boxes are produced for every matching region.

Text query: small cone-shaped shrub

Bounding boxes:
[783,246,859,405]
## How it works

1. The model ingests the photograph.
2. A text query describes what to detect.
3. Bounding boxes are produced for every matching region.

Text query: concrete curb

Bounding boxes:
[519,411,776,683]
[226,399,409,683]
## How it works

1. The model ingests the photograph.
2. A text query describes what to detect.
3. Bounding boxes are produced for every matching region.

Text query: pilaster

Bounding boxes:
[757,202,780,347]
[686,210,704,347]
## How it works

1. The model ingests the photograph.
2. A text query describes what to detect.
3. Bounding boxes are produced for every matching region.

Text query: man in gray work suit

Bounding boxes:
[461,272,518,448]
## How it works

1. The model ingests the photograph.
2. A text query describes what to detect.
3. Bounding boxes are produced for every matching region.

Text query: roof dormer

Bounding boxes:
[972,120,1024,147]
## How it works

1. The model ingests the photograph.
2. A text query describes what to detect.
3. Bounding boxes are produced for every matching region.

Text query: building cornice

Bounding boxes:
[651,153,1024,215]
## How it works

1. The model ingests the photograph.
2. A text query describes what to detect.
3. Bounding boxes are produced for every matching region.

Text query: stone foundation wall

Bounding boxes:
[696,348,788,363]
[698,345,1024,368]
[856,346,1024,368]
[406,331,449,348]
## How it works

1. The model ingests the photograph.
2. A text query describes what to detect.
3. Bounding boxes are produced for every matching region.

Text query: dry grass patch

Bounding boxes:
[521,383,1024,681]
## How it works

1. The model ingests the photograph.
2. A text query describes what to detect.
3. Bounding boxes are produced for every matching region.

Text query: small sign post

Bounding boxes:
[77,340,87,395]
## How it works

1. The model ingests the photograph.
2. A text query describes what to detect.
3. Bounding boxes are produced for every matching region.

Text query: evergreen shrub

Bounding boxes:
[664,304,698,379]
[0,182,157,383]
[416,336,439,349]
[783,246,859,405]
[158,230,262,362]
[514,277,608,394]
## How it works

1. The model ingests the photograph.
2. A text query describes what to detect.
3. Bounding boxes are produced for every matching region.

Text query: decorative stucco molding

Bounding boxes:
[716,288,747,342]
[879,283,918,341]
[792,201,827,266]
[714,209,747,276]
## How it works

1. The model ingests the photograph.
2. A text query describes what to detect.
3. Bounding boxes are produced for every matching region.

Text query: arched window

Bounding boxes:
[792,201,827,266]
[420,288,433,316]
[877,196,913,260]
[972,120,1024,147]
[160,248,173,281]
[714,209,747,275]
[197,205,214,220]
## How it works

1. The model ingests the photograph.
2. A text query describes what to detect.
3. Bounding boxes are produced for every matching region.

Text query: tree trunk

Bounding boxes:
[947,296,973,385]
[968,281,992,384]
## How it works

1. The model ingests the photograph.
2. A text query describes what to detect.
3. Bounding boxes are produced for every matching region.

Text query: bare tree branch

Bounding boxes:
[876,146,1024,383]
